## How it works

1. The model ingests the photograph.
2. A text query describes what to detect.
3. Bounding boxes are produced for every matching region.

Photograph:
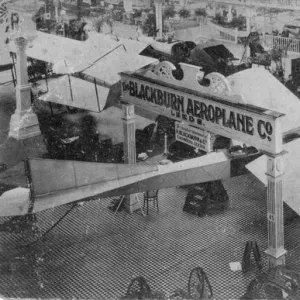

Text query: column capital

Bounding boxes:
[14,37,29,55]
[265,148,286,266]
[265,153,286,178]
[122,103,135,121]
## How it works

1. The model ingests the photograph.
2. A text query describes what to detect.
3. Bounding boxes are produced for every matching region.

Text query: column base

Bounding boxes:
[9,110,41,140]
[265,248,287,267]
[125,194,142,214]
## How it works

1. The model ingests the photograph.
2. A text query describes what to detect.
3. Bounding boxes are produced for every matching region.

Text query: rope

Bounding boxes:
[94,77,101,112]
[68,74,74,102]
[79,44,124,73]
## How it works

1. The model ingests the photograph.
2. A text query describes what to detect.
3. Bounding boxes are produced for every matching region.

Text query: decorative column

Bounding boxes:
[265,153,287,267]
[7,0,43,140]
[122,104,141,213]
[60,10,68,37]
[53,0,59,22]
[246,7,252,35]
[227,5,233,23]
[154,0,163,39]
[245,7,252,57]
[212,3,217,18]
[9,37,41,140]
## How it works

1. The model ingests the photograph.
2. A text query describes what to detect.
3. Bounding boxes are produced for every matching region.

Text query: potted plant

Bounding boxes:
[163,4,176,19]
[178,7,191,20]
[194,7,207,22]
[92,14,114,34]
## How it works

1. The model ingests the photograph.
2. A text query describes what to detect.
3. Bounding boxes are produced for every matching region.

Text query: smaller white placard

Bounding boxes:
[175,122,211,152]
[229,262,242,272]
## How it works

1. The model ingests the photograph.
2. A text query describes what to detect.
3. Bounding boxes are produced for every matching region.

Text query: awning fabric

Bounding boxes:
[37,75,109,112]
[228,68,300,134]
[246,138,300,215]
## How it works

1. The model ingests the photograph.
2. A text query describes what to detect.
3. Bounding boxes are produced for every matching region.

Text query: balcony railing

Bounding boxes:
[262,34,300,53]
[199,19,248,44]
[219,30,237,43]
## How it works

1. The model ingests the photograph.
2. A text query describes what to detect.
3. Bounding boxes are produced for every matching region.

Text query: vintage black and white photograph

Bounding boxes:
[1,0,300,299]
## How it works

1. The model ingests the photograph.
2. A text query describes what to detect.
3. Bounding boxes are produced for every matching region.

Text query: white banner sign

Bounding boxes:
[120,73,284,153]
[208,0,300,10]
[175,122,211,152]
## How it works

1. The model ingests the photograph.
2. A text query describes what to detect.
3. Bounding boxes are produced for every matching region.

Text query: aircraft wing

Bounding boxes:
[8,31,150,72]
[0,152,231,217]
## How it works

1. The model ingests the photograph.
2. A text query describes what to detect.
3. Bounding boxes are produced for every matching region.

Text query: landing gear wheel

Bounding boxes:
[124,276,152,299]
[188,267,213,299]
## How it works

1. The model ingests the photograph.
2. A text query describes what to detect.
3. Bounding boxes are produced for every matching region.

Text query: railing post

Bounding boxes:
[235,28,238,43]
[199,19,202,35]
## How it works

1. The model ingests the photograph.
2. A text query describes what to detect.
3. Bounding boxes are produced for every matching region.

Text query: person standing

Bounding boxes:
[285,74,297,95]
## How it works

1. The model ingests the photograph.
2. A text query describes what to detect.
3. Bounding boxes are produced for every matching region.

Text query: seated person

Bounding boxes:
[216,57,227,75]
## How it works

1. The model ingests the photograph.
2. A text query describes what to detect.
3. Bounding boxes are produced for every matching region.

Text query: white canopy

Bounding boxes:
[246,138,300,215]
[228,68,300,135]
[37,75,109,112]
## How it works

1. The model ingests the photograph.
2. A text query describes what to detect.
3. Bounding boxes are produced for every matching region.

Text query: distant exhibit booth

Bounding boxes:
[120,61,287,267]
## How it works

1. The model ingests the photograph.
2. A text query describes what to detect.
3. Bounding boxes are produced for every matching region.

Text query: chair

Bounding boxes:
[143,190,159,215]
[0,63,16,87]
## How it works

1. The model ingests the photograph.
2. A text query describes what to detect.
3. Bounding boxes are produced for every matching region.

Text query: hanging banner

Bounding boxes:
[175,122,211,153]
[208,0,300,10]
[120,72,284,153]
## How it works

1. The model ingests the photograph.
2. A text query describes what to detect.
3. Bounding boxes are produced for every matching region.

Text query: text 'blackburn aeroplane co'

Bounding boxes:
[2,64,300,218]
[1,22,300,223]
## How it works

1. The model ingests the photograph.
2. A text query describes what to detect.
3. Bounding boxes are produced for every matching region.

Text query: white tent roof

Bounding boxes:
[246,138,300,215]
[228,68,300,134]
[82,46,157,86]
[37,75,109,112]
